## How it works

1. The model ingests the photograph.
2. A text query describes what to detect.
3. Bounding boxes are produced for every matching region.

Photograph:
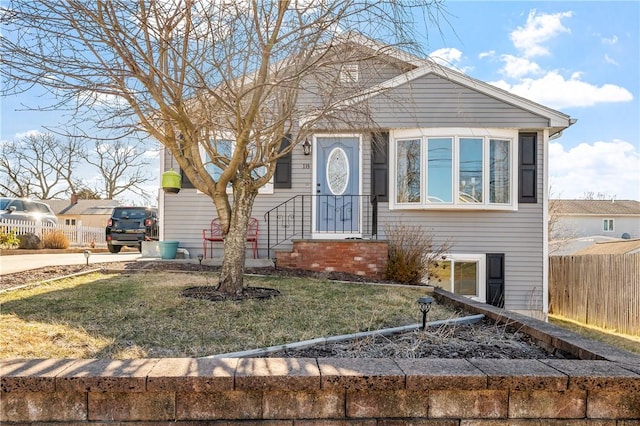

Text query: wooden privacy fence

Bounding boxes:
[0,218,106,247]
[549,253,640,337]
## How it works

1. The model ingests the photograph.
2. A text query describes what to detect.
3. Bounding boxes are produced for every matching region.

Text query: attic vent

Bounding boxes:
[340,64,359,83]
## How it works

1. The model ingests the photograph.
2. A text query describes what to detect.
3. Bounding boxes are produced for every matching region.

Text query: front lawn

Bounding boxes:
[0,272,444,358]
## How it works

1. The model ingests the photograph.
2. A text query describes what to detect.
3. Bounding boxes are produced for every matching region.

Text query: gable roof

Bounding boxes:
[553,199,640,216]
[46,199,120,216]
[304,33,574,133]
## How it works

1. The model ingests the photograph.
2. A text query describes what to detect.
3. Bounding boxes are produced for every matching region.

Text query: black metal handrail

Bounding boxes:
[264,194,378,259]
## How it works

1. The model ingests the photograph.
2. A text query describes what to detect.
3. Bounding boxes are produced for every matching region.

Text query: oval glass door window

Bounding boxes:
[326,147,349,195]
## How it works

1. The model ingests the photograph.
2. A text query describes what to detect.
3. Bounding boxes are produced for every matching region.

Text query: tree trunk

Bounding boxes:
[217,180,258,295]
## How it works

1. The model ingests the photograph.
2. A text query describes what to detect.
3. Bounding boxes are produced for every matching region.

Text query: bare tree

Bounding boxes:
[1,1,445,294]
[0,132,84,199]
[82,139,153,201]
[548,188,579,253]
[75,187,101,200]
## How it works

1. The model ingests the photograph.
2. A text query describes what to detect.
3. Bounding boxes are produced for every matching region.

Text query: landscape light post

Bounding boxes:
[417,296,433,330]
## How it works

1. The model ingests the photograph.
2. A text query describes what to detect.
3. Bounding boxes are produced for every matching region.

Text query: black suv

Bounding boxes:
[105,207,159,253]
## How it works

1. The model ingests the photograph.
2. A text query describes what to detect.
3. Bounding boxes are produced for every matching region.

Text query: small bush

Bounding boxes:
[42,230,70,249]
[384,223,452,285]
[0,227,20,249]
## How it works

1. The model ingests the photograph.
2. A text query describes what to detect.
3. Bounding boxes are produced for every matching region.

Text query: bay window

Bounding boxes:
[391,129,517,210]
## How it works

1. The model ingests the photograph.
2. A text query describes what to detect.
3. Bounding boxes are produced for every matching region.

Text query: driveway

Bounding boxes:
[0,252,142,275]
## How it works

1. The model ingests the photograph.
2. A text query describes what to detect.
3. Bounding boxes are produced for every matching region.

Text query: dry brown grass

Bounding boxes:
[0,271,445,359]
[41,230,70,249]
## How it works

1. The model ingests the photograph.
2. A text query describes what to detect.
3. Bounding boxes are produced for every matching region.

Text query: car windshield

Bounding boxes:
[113,208,149,219]
[0,199,10,210]
[34,203,52,213]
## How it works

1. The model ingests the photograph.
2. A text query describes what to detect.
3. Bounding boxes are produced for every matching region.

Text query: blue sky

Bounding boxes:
[1,1,639,201]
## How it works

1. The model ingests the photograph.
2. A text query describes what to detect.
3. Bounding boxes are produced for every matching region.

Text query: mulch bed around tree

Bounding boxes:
[182,286,281,301]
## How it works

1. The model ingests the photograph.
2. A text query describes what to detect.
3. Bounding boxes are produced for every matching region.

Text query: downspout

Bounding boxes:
[544,117,576,319]
[542,129,550,319]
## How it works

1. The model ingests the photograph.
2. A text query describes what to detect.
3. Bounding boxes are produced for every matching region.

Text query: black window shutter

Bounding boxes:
[486,253,505,308]
[180,168,195,189]
[274,134,292,189]
[371,132,389,202]
[518,133,537,203]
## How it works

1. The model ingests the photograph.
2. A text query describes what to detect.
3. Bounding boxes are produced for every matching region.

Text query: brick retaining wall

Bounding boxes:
[275,239,388,279]
[2,291,639,424]
[2,357,639,423]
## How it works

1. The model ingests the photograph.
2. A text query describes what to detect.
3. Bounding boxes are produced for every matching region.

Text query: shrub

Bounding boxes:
[0,227,20,249]
[42,230,70,249]
[384,223,452,285]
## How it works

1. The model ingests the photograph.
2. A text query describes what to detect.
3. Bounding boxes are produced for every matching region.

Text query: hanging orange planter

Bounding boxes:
[161,169,181,193]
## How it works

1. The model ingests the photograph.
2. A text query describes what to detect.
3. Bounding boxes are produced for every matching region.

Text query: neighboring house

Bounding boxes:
[47,196,120,228]
[159,35,574,319]
[551,199,640,240]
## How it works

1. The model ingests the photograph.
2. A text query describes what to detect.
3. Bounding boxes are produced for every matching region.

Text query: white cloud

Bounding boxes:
[429,47,463,66]
[144,148,160,160]
[549,139,640,200]
[489,71,633,109]
[604,54,619,66]
[14,129,45,139]
[602,35,618,45]
[78,91,129,108]
[499,54,542,78]
[510,10,572,57]
[428,47,473,74]
[479,50,495,59]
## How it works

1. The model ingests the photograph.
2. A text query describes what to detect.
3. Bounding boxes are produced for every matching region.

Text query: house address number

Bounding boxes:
[302,163,311,169]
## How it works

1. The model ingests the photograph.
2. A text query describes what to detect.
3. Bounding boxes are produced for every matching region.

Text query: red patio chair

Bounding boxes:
[202,217,259,259]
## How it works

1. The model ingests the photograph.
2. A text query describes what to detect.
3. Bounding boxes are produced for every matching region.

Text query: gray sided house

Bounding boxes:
[159,38,574,319]
[551,199,640,240]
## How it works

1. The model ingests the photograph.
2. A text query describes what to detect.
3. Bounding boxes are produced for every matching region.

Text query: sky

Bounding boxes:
[1,1,639,202]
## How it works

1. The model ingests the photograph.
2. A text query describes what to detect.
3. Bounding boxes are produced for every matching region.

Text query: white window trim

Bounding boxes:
[196,137,274,195]
[603,218,614,232]
[340,63,359,83]
[389,128,518,211]
[429,253,486,303]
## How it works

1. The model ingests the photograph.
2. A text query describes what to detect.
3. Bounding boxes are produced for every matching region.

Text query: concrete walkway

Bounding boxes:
[0,252,273,275]
[0,252,142,275]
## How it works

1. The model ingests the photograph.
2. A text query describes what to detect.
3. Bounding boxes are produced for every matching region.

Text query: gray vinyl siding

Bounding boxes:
[375,204,545,312]
[367,74,549,129]
[298,57,410,110]
[162,145,314,259]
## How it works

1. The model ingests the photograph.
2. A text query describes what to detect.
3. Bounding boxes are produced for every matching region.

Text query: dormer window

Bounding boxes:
[340,64,359,83]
